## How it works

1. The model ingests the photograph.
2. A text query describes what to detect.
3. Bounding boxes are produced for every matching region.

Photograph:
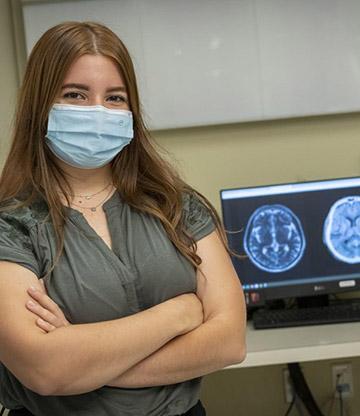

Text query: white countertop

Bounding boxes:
[225,321,360,369]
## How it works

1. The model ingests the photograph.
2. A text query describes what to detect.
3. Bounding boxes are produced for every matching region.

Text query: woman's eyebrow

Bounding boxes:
[61,83,127,93]
[106,86,127,93]
[61,83,89,90]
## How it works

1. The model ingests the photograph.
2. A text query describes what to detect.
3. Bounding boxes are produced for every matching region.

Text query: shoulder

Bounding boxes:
[0,197,49,239]
[0,197,49,225]
[181,191,216,241]
[0,198,45,277]
[182,192,211,224]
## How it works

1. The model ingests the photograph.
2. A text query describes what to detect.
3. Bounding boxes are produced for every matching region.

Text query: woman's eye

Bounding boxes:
[63,92,84,100]
[107,95,127,103]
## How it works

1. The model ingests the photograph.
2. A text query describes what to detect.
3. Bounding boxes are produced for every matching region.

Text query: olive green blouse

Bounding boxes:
[0,191,215,416]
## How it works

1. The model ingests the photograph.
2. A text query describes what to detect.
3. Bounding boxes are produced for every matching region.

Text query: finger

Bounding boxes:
[36,318,56,333]
[27,286,65,318]
[26,300,61,327]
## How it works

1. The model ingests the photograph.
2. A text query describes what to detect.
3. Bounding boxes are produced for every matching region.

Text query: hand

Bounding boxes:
[26,278,71,332]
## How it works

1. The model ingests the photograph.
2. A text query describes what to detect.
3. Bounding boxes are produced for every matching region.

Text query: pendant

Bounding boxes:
[85,196,91,200]
[91,207,97,212]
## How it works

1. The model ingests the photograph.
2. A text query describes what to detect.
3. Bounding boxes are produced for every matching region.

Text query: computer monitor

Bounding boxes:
[220,176,360,308]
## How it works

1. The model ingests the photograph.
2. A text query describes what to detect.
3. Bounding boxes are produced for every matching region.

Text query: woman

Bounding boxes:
[0,21,246,416]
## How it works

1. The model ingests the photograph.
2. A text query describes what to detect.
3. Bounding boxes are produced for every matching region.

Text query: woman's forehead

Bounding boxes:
[63,54,125,86]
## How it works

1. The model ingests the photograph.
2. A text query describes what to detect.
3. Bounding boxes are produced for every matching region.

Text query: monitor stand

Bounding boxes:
[256,294,330,313]
[248,294,331,320]
[296,294,329,309]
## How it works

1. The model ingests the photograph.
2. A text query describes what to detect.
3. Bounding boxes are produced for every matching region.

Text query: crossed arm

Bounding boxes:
[0,230,246,394]
[106,231,246,388]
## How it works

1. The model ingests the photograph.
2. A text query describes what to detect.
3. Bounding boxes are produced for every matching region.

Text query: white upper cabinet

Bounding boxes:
[22,0,360,129]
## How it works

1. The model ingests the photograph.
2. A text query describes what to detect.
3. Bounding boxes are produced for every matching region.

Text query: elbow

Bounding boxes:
[29,380,56,397]
[227,337,247,366]
[215,316,247,367]
[5,335,65,395]
[233,343,247,365]
[21,363,60,396]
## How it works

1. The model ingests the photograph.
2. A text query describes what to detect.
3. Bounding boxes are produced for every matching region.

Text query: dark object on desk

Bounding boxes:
[252,298,360,329]
[287,363,325,416]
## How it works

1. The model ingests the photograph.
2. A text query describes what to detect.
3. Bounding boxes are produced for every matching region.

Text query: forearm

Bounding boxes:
[34,301,184,396]
[107,315,246,388]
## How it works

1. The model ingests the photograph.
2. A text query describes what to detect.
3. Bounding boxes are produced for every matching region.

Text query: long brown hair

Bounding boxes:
[0,21,232,276]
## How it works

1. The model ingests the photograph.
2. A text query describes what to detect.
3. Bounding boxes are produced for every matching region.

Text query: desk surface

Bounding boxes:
[227,321,360,369]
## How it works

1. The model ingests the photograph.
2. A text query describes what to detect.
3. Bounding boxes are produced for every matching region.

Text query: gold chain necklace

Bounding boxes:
[71,181,113,201]
[70,186,115,212]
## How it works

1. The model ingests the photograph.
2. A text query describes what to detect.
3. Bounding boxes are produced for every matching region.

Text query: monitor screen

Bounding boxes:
[220,176,360,307]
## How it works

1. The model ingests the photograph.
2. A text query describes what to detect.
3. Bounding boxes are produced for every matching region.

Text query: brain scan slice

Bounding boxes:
[323,195,360,264]
[244,204,306,272]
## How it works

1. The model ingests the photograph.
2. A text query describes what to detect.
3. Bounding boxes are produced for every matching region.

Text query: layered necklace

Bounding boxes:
[68,181,115,212]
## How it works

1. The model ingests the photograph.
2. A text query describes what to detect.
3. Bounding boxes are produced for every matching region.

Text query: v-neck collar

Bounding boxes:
[65,190,127,268]
[31,190,128,271]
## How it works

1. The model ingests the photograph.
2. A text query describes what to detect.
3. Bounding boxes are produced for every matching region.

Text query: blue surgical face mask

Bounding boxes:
[45,104,134,169]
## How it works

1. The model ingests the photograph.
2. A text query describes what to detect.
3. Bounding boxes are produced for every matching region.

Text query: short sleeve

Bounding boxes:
[0,212,40,277]
[182,192,216,241]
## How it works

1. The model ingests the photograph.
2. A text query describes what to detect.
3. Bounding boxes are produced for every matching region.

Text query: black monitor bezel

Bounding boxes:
[219,175,360,307]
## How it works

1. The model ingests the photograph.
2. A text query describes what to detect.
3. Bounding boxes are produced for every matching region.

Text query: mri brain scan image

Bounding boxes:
[323,196,360,264]
[244,204,306,273]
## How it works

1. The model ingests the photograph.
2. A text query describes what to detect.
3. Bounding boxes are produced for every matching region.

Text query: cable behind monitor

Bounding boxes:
[287,362,325,416]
